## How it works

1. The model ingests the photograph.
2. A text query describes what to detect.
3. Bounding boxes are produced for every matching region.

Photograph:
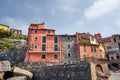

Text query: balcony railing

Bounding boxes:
[106,48,119,52]
[29,49,60,53]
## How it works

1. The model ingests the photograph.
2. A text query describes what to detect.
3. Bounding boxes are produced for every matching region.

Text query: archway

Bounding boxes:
[95,64,104,80]
[112,63,119,68]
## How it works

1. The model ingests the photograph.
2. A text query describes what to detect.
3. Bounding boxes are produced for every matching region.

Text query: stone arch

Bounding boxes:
[96,64,103,72]
[95,64,105,79]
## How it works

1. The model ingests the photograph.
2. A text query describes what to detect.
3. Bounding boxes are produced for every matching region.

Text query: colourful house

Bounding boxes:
[24,23,62,62]
[0,24,9,31]
[24,23,105,63]
[10,28,22,36]
[102,35,120,62]
[75,33,105,62]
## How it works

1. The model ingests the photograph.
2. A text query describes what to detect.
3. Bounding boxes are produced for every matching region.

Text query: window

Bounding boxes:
[114,38,116,42]
[34,45,37,48]
[42,36,46,43]
[111,57,114,60]
[35,37,38,40]
[119,36,120,40]
[68,53,70,57]
[91,45,96,53]
[54,44,58,51]
[68,44,70,49]
[91,36,94,41]
[83,44,86,51]
[107,46,111,49]
[68,37,70,40]
[117,55,119,59]
[48,30,50,34]
[83,54,86,60]
[42,44,46,51]
[35,29,38,33]
[54,54,58,59]
[54,36,58,43]
[41,54,46,59]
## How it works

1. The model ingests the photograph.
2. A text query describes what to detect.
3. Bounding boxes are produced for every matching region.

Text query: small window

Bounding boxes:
[54,54,58,59]
[91,45,96,53]
[107,46,111,49]
[83,44,86,51]
[54,45,58,51]
[68,44,70,49]
[117,56,119,59]
[35,37,38,40]
[42,36,46,43]
[111,57,114,60]
[48,30,50,34]
[34,45,37,48]
[41,54,46,59]
[91,36,94,41]
[114,38,116,42]
[68,37,70,40]
[54,36,58,43]
[68,53,70,57]
[35,29,38,33]
[42,44,46,51]
[119,36,120,40]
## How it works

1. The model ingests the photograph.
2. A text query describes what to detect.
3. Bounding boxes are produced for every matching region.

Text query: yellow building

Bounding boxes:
[0,24,9,31]
[90,35,99,45]
[90,35,105,58]
[99,43,105,58]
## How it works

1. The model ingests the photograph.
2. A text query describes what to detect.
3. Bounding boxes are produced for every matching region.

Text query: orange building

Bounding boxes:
[76,33,104,62]
[24,23,62,62]
[10,28,22,36]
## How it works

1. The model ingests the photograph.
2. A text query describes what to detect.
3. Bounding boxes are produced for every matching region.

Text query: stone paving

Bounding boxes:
[109,72,120,80]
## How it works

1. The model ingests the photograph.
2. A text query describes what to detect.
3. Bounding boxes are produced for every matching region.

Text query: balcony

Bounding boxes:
[106,48,119,53]
[109,59,120,63]
[28,49,60,53]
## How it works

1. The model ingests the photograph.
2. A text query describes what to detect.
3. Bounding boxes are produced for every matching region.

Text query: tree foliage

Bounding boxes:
[0,39,13,50]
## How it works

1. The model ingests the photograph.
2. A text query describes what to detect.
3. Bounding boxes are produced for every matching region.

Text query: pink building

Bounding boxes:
[24,23,62,62]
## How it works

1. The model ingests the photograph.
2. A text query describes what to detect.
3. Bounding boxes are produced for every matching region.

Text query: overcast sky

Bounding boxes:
[0,0,120,37]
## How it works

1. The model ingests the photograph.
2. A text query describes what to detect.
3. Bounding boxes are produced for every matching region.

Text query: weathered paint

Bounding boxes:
[24,23,61,62]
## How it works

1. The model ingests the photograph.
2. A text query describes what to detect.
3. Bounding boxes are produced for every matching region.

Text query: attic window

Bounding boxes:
[48,30,50,34]
[35,29,38,33]
[68,37,70,40]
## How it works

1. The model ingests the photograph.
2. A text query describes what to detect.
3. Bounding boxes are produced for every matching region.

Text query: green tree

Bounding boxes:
[0,39,13,50]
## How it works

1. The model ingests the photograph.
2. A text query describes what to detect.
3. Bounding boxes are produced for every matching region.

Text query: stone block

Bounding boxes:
[7,76,27,80]
[0,61,11,72]
[0,72,4,80]
[13,66,33,79]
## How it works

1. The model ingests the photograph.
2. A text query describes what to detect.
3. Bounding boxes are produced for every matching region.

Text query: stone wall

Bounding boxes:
[0,49,26,63]
[31,62,91,80]
[61,36,77,64]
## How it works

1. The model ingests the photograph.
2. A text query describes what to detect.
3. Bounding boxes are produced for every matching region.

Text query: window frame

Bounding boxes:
[35,29,38,33]
[34,45,37,48]
[83,44,86,52]
[42,36,46,43]
[68,44,70,49]
[41,54,46,59]
[54,36,58,43]
[42,44,46,51]
[54,44,58,51]
[54,54,58,59]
